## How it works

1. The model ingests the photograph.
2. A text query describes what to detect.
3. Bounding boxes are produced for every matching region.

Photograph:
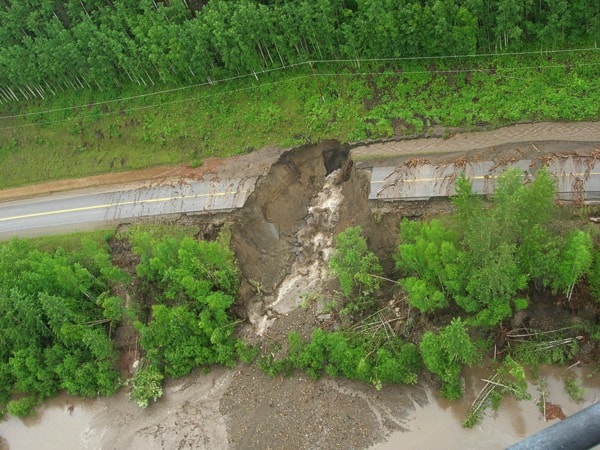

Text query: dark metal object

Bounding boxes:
[508,402,600,450]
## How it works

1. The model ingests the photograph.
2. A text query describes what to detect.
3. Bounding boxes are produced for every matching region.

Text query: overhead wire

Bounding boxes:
[0,47,598,130]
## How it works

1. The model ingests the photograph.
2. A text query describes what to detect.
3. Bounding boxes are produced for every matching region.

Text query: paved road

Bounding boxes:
[353,122,600,158]
[371,156,600,201]
[0,178,256,239]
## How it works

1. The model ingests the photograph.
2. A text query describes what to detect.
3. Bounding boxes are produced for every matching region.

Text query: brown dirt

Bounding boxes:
[220,307,426,450]
[216,124,600,449]
[5,121,600,449]
[544,402,567,421]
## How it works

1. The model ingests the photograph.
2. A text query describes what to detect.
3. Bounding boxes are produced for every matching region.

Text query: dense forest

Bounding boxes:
[0,0,598,101]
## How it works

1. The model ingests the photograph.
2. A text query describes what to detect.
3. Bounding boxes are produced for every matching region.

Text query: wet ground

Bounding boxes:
[1,365,598,450]
[1,122,600,449]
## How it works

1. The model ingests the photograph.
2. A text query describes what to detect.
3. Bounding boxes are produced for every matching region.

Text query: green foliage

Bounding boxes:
[1,50,599,190]
[588,249,600,303]
[129,365,164,409]
[396,219,461,312]
[551,230,593,302]
[235,341,259,364]
[563,375,586,402]
[133,232,238,302]
[132,233,241,402]
[0,239,123,415]
[329,226,383,315]
[511,332,580,368]
[6,396,39,418]
[260,328,420,388]
[0,0,595,94]
[399,167,562,326]
[419,318,479,399]
[400,277,447,313]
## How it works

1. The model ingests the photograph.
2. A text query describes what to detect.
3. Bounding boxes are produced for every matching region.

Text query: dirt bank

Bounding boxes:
[2,122,600,449]
[217,125,600,449]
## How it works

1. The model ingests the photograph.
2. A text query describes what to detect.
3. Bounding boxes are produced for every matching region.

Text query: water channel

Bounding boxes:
[1,365,598,449]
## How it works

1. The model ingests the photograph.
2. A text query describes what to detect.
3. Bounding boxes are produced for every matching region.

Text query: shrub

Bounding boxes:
[129,365,164,409]
[419,318,478,399]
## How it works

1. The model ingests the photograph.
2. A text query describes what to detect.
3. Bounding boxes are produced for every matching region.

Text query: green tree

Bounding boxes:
[132,233,241,402]
[552,230,593,302]
[420,318,479,399]
[396,218,462,312]
[588,249,600,303]
[129,364,164,409]
[277,328,420,387]
[0,238,123,415]
[329,226,382,299]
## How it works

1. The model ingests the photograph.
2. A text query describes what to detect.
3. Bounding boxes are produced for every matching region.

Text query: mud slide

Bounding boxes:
[2,122,600,449]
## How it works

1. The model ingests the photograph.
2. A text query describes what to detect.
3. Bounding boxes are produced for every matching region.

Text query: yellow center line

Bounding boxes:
[372,171,600,184]
[0,191,237,222]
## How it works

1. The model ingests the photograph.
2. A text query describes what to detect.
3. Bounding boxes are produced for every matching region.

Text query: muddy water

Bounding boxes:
[0,367,232,450]
[373,365,600,450]
[1,365,597,450]
[0,394,102,449]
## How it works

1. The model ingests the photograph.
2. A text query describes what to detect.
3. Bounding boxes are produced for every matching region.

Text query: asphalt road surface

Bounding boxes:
[2,154,599,240]
[0,178,255,239]
[371,156,600,202]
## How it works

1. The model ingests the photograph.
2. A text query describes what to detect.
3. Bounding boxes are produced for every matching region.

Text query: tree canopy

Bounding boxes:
[395,167,578,327]
[0,238,125,416]
[0,0,597,101]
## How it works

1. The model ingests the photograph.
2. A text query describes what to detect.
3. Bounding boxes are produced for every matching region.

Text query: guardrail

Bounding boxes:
[508,402,600,450]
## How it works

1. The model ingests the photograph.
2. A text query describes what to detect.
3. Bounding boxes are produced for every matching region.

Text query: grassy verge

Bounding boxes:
[14,223,203,253]
[24,229,114,253]
[0,50,599,189]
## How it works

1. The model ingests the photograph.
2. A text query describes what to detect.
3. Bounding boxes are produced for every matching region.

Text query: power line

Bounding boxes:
[0,49,598,130]
[0,61,309,120]
[316,61,600,78]
[0,47,598,121]
[311,47,600,64]
[0,75,314,130]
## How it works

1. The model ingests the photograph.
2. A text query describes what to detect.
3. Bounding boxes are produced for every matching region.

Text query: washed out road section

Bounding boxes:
[371,156,600,201]
[0,178,256,239]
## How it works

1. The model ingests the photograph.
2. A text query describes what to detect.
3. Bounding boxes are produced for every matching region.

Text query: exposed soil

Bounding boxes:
[3,122,600,449]
[215,125,600,449]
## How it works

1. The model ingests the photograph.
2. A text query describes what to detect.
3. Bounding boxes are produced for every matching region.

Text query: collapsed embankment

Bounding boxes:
[4,127,600,449]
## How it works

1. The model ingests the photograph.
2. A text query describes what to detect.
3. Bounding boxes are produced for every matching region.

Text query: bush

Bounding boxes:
[261,329,420,388]
[7,396,38,417]
[329,227,383,316]
[419,318,479,399]
[129,365,164,409]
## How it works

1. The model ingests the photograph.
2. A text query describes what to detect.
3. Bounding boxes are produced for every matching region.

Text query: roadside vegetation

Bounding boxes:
[0,169,599,424]
[1,0,600,426]
[0,1,599,188]
[0,225,254,414]
[261,168,600,426]
[0,237,125,416]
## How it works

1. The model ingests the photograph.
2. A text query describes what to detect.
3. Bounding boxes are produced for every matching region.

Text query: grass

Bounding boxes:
[17,229,114,253]
[0,50,599,189]
[117,223,201,241]
[2,223,201,251]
